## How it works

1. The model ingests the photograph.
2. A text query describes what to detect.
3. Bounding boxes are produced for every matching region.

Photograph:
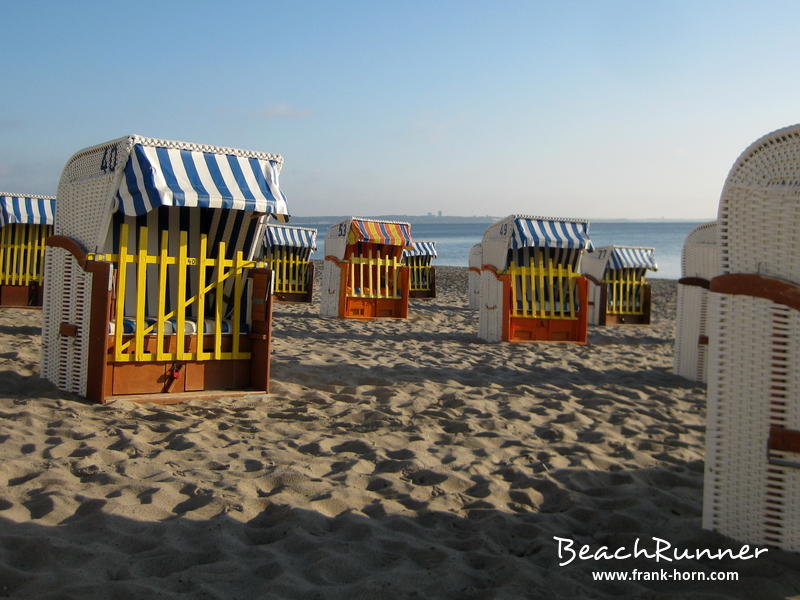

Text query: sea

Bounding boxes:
[296,221,709,280]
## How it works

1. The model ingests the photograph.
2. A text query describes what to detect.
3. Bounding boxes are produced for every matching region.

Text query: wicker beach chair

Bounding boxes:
[478,215,593,343]
[673,221,719,382]
[41,135,289,403]
[263,224,317,303]
[0,193,55,307]
[581,245,658,326]
[403,241,437,299]
[468,243,482,310]
[320,218,413,319]
[703,125,800,552]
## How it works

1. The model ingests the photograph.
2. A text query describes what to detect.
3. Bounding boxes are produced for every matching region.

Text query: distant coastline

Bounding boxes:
[287,215,714,226]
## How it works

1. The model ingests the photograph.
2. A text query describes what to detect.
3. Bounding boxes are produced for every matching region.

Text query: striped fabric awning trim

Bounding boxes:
[609,246,658,271]
[115,143,289,219]
[348,219,413,247]
[0,193,56,228]
[403,241,437,257]
[511,218,593,250]
[264,224,317,250]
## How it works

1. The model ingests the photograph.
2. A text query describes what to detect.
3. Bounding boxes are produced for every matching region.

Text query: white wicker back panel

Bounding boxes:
[720,126,800,282]
[319,260,340,318]
[468,270,481,310]
[41,247,92,396]
[587,280,601,326]
[682,243,720,280]
[468,244,482,310]
[673,284,709,382]
[704,292,800,551]
[478,273,502,342]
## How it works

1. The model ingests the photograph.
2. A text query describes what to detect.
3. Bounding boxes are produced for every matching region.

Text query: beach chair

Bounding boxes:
[320,218,412,319]
[0,193,55,307]
[673,221,719,382]
[478,215,592,343]
[703,124,800,552]
[263,224,317,303]
[581,245,657,326]
[404,241,437,299]
[41,135,289,403]
[468,243,482,310]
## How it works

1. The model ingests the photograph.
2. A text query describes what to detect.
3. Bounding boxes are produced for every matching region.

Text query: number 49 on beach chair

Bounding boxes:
[0,193,55,307]
[478,215,593,343]
[41,135,290,404]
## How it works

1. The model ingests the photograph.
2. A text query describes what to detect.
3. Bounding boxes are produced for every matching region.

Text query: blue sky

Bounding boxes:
[1,0,799,218]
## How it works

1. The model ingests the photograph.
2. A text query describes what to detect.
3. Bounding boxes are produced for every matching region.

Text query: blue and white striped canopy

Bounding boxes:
[403,241,437,258]
[511,218,593,250]
[608,246,658,271]
[264,224,317,250]
[0,194,56,228]
[115,143,289,219]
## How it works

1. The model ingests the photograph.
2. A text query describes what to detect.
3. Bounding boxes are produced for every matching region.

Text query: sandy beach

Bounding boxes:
[1,266,798,599]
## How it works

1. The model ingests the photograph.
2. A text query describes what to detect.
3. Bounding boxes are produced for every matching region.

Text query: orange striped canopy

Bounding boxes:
[347,219,413,248]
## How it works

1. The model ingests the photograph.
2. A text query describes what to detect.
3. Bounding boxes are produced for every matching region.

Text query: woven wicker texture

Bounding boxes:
[41,247,92,396]
[674,221,718,382]
[704,292,800,550]
[719,124,800,281]
[680,221,719,279]
[468,244,482,310]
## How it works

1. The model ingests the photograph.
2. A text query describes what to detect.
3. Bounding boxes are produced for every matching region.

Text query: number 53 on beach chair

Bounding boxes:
[478,215,593,343]
[41,135,290,404]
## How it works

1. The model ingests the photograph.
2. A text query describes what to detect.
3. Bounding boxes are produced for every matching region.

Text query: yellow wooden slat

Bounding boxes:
[196,233,208,360]
[214,241,225,360]
[0,224,7,285]
[567,264,575,318]
[11,224,20,285]
[232,249,242,358]
[114,224,129,362]
[30,225,40,284]
[135,226,149,361]
[176,230,188,360]
[156,230,169,361]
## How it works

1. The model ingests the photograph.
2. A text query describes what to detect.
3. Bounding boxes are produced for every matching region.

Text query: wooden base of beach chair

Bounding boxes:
[506,315,588,343]
[0,283,42,307]
[342,296,408,320]
[503,277,589,343]
[100,333,271,402]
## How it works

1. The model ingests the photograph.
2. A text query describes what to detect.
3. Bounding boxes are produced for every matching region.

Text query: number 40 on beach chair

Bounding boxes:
[41,135,290,404]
